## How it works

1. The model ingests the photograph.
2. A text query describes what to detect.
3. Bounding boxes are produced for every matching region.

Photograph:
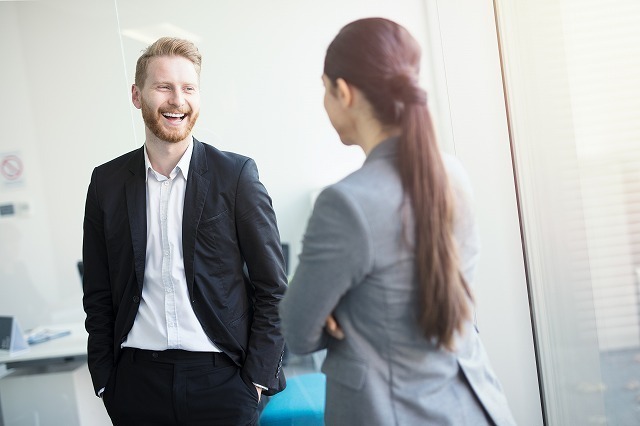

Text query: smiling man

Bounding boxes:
[82,37,287,426]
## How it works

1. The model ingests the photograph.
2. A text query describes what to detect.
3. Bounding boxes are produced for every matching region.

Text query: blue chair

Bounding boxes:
[260,372,326,425]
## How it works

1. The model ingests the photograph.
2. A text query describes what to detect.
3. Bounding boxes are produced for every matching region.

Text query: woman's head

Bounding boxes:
[323,18,427,127]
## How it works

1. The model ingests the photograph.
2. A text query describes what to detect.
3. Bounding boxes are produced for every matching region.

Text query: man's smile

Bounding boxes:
[161,112,186,123]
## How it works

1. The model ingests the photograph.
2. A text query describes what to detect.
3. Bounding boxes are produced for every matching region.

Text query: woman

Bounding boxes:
[279,18,516,425]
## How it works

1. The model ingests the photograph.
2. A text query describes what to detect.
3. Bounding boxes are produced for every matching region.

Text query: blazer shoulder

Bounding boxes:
[441,153,475,199]
[94,147,142,173]
[196,139,253,171]
[90,147,144,186]
[331,154,401,204]
[194,138,251,163]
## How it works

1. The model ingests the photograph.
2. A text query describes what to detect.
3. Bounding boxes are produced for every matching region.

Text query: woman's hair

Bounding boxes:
[324,18,472,350]
[135,37,202,88]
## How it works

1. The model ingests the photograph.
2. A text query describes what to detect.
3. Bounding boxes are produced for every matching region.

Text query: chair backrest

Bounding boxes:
[77,261,84,282]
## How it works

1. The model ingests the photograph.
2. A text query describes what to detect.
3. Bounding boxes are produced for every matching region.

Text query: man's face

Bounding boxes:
[132,55,200,143]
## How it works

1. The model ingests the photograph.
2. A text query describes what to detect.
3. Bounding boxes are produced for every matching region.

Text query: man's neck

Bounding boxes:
[145,134,191,178]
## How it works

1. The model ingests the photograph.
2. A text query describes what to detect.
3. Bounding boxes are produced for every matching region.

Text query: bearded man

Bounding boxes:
[82,37,287,426]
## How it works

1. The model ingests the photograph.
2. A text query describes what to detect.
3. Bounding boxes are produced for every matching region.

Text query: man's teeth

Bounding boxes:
[163,113,185,118]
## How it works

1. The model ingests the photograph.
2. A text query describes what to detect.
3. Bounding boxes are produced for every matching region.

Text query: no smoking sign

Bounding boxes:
[1,153,25,184]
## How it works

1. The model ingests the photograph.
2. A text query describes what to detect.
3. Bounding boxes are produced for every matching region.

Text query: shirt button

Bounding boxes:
[163,181,169,186]
[132,296,140,303]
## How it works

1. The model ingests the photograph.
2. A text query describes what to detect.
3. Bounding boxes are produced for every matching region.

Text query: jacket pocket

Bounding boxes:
[321,354,367,390]
[199,209,229,229]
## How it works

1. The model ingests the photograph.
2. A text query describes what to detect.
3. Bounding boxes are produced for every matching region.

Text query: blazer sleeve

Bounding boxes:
[82,169,115,394]
[234,158,288,392]
[279,184,374,354]
[446,156,481,290]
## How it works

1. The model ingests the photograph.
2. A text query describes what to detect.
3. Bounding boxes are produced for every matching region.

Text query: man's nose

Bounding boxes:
[169,90,185,107]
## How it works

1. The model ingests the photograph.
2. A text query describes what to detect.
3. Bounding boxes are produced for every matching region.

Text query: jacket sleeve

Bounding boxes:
[234,158,288,394]
[279,185,373,355]
[446,156,480,289]
[82,169,115,395]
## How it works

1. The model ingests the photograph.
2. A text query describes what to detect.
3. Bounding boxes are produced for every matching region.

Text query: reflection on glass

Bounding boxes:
[495,0,640,424]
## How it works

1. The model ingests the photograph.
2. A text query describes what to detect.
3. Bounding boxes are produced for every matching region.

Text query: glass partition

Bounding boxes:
[495,0,640,424]
[0,0,131,330]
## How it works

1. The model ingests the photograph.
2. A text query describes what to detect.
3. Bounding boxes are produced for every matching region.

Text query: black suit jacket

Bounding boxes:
[82,138,287,396]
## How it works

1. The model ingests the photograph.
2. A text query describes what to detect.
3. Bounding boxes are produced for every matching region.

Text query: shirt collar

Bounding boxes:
[143,139,194,182]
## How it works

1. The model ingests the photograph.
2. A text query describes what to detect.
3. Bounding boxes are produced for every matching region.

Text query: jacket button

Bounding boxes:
[133,296,140,303]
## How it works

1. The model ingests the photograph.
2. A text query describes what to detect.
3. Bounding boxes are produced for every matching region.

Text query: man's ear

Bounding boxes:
[335,78,353,108]
[131,84,142,110]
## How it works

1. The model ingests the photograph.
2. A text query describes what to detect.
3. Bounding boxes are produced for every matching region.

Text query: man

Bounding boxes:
[82,37,287,425]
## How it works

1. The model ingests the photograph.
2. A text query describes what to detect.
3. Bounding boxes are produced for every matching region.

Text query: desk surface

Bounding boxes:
[0,323,87,367]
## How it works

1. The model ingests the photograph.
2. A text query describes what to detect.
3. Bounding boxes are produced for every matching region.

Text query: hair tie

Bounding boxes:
[403,86,427,105]
[389,74,427,105]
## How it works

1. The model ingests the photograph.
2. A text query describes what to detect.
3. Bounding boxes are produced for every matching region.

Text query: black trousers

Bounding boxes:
[103,348,260,426]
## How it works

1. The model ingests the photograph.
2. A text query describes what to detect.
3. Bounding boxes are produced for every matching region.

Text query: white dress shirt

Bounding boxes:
[122,141,221,352]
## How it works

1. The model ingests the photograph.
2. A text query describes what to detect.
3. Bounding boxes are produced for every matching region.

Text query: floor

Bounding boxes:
[282,350,324,378]
[600,348,640,425]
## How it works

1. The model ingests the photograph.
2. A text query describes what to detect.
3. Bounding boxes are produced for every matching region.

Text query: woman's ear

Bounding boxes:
[335,78,353,107]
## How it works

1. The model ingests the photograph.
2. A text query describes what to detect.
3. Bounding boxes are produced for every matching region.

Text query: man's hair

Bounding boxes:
[134,37,202,88]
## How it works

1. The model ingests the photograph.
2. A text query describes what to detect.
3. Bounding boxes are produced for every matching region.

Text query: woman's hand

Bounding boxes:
[325,314,345,340]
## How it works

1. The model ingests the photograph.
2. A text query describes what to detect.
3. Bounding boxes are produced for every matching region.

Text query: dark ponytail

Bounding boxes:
[325,18,472,350]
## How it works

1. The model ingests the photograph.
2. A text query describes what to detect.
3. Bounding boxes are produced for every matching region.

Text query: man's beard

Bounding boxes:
[141,100,199,143]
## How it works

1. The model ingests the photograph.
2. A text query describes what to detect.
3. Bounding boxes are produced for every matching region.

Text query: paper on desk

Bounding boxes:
[26,328,71,345]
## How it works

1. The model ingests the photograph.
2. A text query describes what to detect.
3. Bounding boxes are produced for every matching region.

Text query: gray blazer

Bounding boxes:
[280,138,516,425]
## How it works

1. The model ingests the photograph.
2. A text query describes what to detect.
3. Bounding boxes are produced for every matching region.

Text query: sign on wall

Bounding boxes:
[0,152,25,187]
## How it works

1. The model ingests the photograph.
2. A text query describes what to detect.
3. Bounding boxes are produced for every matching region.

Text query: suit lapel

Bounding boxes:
[125,148,147,292]
[183,138,210,293]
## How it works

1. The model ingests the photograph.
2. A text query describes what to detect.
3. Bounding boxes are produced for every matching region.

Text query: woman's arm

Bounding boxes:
[279,185,373,354]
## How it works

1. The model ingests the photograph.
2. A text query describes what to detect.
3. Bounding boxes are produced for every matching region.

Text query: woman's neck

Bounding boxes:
[357,122,401,156]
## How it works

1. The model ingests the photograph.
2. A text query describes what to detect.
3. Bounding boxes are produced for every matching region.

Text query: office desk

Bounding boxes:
[0,323,87,369]
[0,323,110,426]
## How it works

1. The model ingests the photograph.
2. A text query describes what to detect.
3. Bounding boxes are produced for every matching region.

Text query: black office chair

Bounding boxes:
[77,261,84,282]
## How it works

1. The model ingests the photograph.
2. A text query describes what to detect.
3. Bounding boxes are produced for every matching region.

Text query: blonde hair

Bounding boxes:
[134,37,202,88]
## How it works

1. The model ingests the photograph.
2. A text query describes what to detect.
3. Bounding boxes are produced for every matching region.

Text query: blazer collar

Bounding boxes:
[182,137,210,291]
[364,136,399,165]
[125,138,211,294]
[122,137,209,293]
[124,147,147,292]
[189,137,208,176]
